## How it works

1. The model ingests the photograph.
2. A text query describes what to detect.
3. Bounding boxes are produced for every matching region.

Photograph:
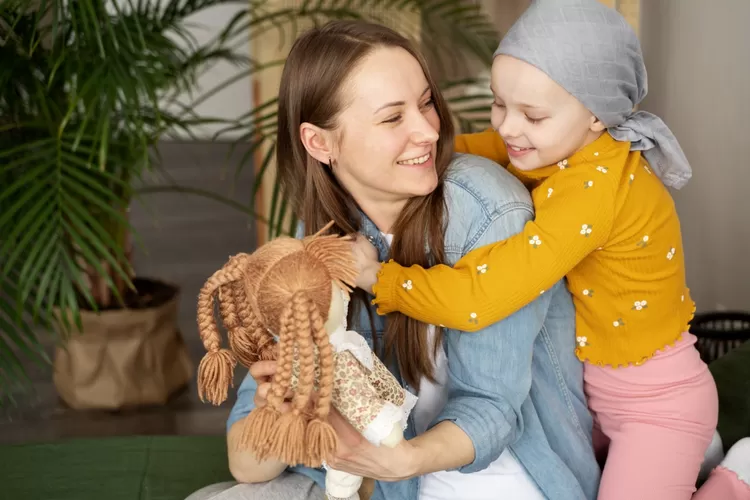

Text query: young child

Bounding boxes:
[355,1,750,499]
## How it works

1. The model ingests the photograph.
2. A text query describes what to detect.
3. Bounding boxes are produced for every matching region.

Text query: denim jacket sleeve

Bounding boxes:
[434,204,554,474]
[226,371,257,431]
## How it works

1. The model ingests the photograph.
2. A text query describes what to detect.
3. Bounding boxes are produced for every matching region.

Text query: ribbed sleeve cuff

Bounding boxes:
[370,259,403,316]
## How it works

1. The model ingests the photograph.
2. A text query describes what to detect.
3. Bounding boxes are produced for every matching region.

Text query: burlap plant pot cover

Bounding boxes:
[53,280,193,410]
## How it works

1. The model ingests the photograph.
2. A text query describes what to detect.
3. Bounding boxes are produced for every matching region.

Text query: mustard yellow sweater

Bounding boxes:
[372,129,695,367]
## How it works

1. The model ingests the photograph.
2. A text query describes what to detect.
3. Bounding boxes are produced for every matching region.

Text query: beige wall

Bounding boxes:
[640,0,750,311]
[481,0,530,34]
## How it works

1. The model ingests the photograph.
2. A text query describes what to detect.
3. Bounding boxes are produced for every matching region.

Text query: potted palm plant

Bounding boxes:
[0,0,249,409]
[0,0,498,407]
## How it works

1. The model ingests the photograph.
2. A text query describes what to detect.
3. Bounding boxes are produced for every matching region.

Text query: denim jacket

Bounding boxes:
[227,153,601,499]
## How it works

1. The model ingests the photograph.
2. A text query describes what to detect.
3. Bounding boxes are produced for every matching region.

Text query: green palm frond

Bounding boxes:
[1,133,134,309]
[0,273,54,405]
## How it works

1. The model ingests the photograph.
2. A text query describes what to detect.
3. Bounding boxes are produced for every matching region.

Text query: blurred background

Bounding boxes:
[0,1,748,498]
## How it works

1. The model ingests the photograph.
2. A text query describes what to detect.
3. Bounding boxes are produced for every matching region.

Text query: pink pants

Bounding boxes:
[585,333,750,500]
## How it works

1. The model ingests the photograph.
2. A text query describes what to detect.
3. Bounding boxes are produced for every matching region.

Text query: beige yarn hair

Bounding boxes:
[196,221,358,467]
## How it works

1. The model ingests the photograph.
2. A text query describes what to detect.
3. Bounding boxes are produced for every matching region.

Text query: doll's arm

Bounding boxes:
[366,356,407,406]
[366,356,418,431]
[329,328,415,412]
[333,351,405,448]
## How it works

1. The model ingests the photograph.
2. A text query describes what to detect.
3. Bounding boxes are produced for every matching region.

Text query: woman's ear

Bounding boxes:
[300,122,334,165]
[590,116,607,133]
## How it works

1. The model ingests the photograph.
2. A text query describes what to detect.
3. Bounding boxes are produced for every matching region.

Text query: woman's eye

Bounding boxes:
[492,102,506,108]
[421,98,435,109]
[526,116,545,124]
[383,114,402,124]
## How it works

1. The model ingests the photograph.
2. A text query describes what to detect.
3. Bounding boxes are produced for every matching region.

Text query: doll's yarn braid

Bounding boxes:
[306,297,338,466]
[240,295,297,458]
[266,291,319,465]
[224,280,273,366]
[197,252,276,405]
[196,254,247,405]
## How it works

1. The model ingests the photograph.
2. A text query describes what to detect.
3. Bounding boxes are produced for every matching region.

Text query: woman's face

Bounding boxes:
[329,46,441,221]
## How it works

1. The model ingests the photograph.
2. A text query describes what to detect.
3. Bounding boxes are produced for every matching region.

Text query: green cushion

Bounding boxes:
[2,435,233,500]
[709,339,750,451]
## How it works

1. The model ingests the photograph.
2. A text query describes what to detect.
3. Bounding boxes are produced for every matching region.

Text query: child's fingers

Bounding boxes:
[253,382,271,407]
[253,381,294,408]
[249,360,277,383]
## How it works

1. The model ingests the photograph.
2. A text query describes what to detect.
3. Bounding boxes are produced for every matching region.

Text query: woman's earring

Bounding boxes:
[328,156,333,168]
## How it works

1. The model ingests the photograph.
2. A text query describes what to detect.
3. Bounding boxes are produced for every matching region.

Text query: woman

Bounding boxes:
[189,20,600,500]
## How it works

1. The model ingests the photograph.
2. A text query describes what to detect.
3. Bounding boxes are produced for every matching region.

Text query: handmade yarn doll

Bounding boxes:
[195,224,417,500]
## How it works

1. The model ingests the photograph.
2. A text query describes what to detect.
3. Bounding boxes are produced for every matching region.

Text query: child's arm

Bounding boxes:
[371,166,616,332]
[454,128,509,167]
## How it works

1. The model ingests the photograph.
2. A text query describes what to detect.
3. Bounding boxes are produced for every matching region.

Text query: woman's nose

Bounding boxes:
[411,114,439,144]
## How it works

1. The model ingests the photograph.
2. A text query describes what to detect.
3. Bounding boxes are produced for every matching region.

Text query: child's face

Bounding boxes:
[490,55,604,171]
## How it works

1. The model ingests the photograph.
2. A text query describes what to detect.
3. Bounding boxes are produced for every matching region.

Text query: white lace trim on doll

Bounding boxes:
[338,286,350,329]
[361,400,405,446]
[400,389,418,429]
[329,327,374,370]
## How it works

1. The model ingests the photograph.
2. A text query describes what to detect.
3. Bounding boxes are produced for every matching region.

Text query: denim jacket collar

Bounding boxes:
[357,211,391,261]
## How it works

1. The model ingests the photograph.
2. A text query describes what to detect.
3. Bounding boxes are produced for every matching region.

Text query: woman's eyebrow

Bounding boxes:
[374,86,430,113]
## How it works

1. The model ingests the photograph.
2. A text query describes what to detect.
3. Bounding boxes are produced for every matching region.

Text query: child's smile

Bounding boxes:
[506,143,535,158]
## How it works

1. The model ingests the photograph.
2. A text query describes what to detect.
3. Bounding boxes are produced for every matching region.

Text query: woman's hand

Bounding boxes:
[325,407,423,482]
[351,234,381,295]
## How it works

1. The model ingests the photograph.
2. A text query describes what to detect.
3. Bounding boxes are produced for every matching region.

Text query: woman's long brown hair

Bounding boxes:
[195,224,359,467]
[276,20,454,388]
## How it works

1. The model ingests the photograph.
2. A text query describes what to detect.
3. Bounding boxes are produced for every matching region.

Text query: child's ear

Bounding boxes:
[590,116,607,133]
[300,122,335,166]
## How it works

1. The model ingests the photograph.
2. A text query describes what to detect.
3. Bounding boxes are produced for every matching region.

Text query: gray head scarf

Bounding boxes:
[496,0,692,189]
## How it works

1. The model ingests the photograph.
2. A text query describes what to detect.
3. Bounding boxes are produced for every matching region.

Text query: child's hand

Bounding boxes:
[251,360,293,412]
[351,234,381,295]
